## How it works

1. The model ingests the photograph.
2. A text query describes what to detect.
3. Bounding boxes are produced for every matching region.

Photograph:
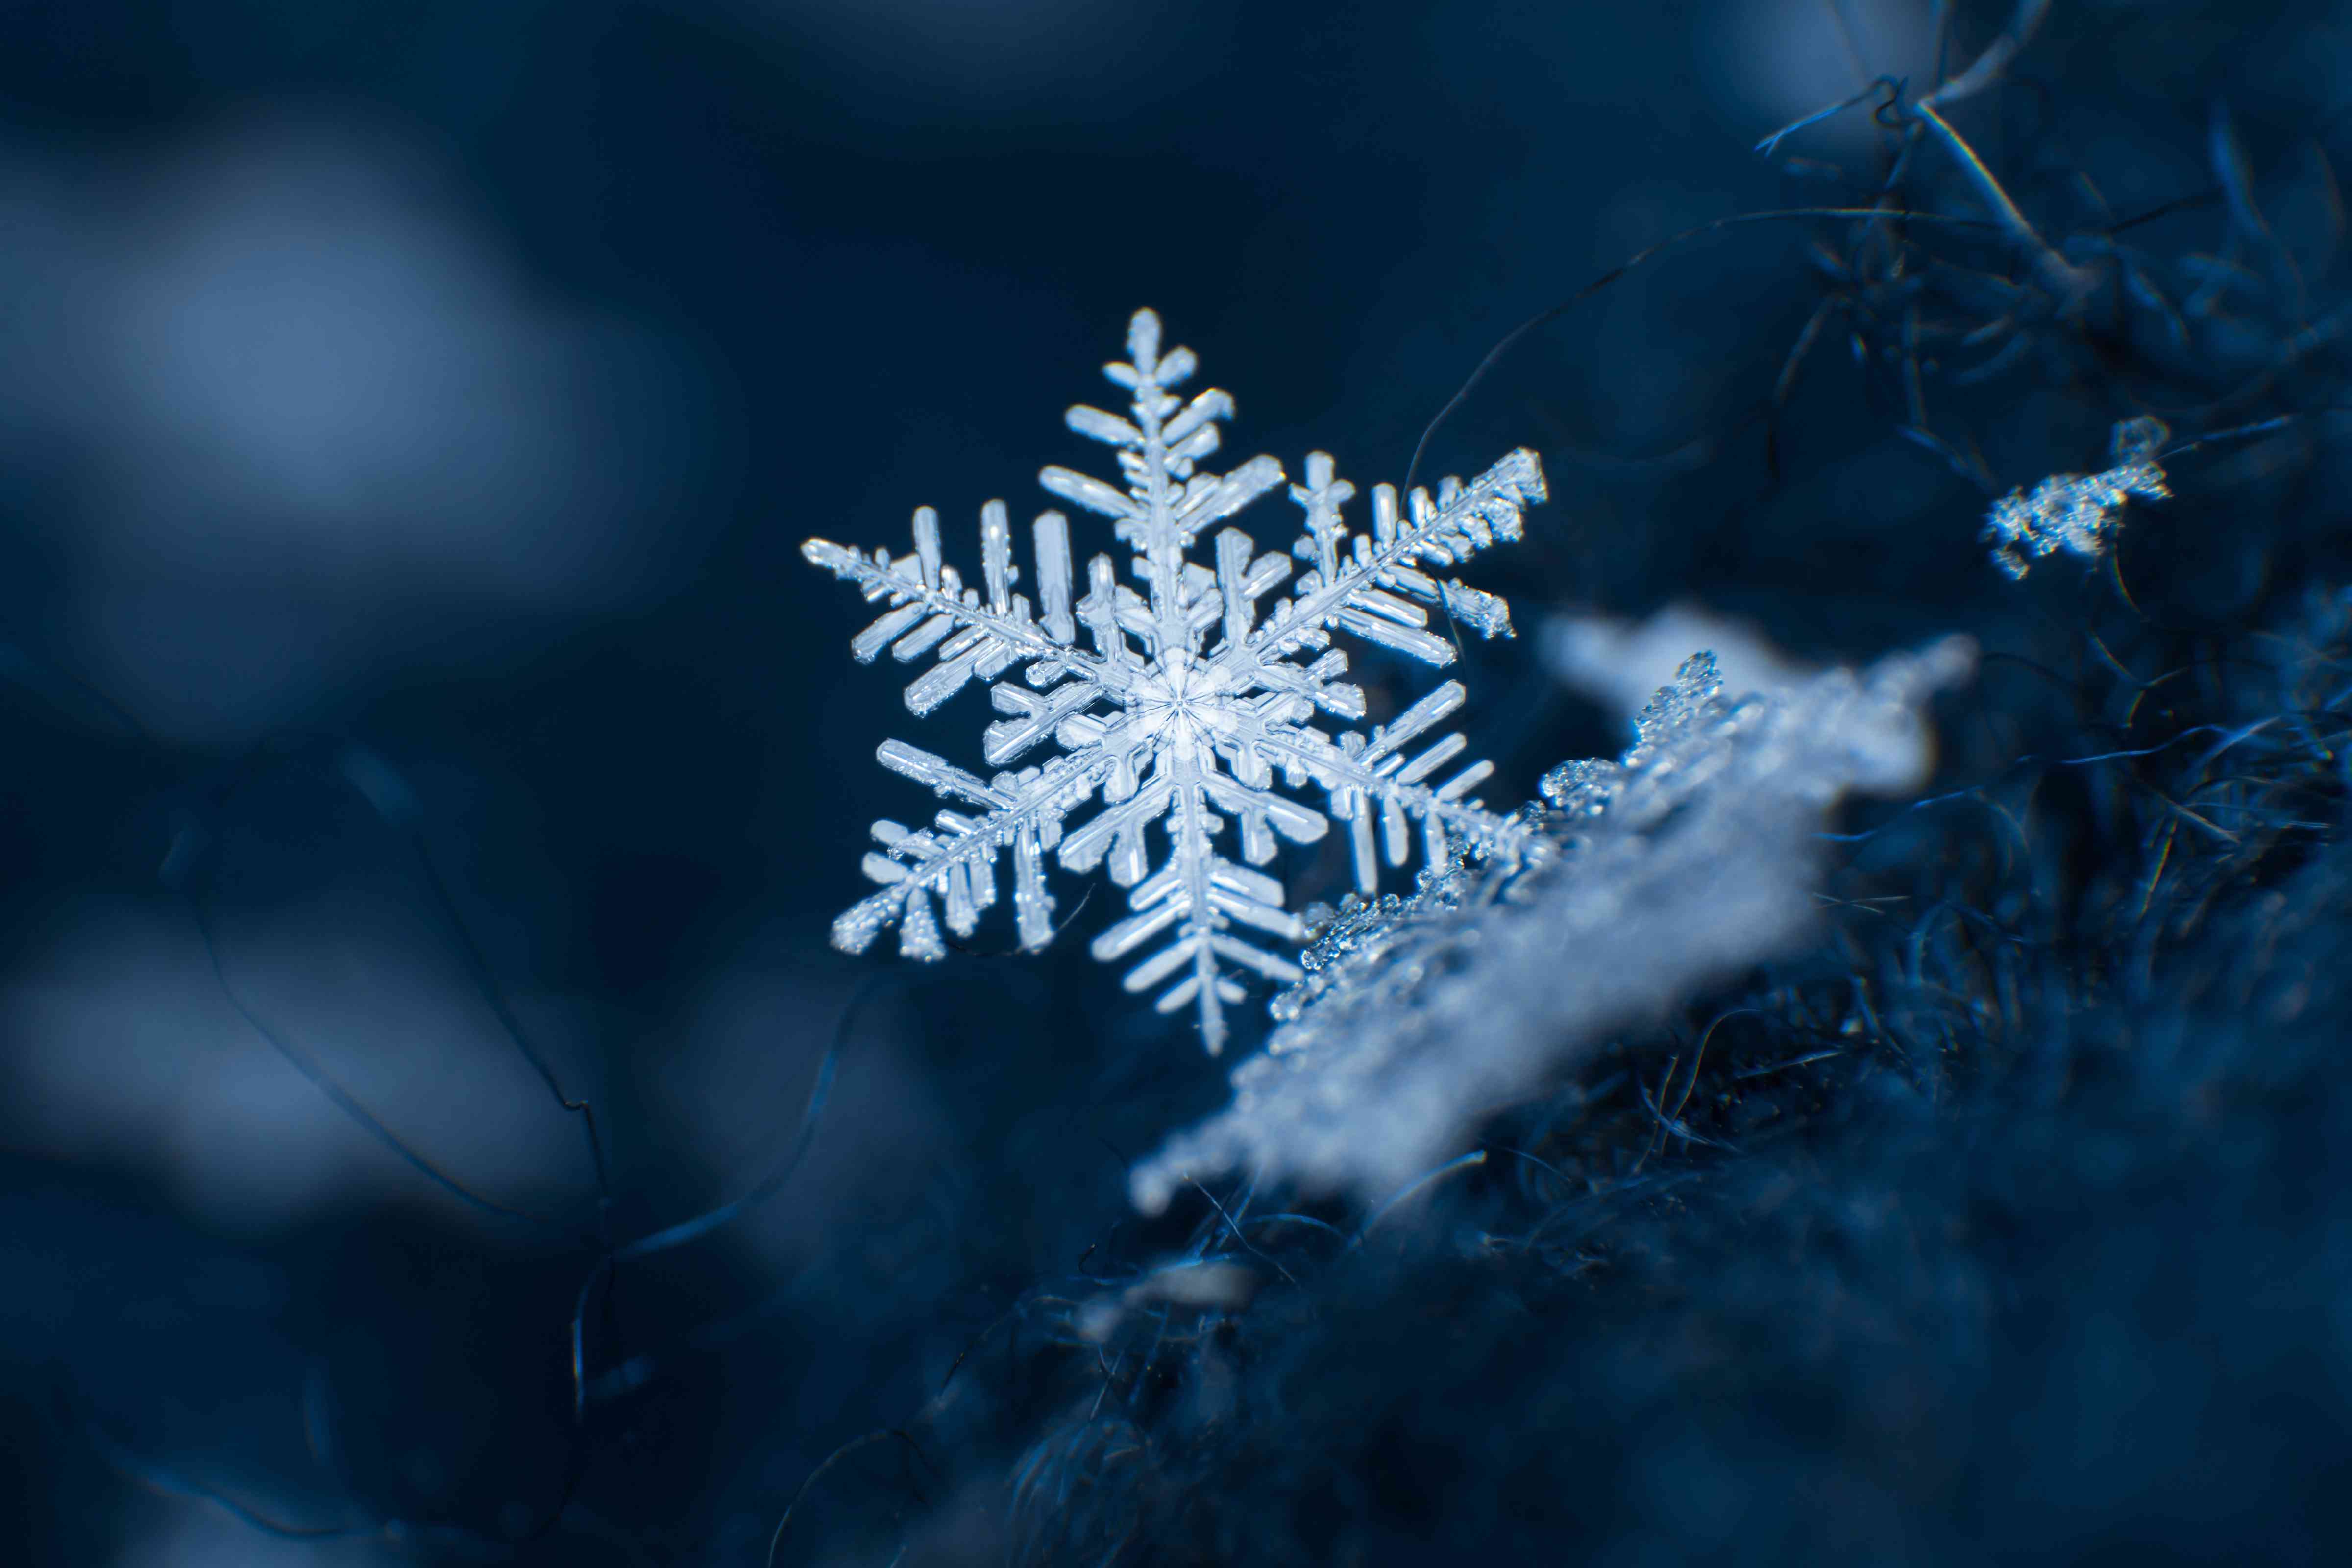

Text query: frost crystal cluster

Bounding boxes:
[1983,416,2171,579]
[1131,636,1976,1209]
[802,310,1549,1053]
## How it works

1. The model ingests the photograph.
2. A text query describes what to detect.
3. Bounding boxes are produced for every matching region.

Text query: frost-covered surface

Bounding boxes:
[1132,636,1976,1209]
[1983,416,2172,578]
[804,310,1547,1052]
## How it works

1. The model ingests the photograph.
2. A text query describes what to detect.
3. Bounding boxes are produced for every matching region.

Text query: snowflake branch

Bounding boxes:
[1233,447,1547,674]
[832,744,1105,959]
[1063,755,1322,1053]
[1236,686,1544,893]
[802,501,1110,715]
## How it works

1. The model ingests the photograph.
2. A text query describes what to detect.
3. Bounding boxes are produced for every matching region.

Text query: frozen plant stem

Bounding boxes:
[1914,101,2098,313]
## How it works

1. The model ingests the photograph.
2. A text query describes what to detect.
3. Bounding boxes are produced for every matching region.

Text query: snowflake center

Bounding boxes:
[1128,658,1232,758]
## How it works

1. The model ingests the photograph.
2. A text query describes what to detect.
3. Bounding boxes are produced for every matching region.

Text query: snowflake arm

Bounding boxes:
[1235,446,1546,672]
[801,501,1104,727]
[827,741,1103,960]
[1068,753,1322,1054]
[803,308,1550,1054]
[1217,677,1549,895]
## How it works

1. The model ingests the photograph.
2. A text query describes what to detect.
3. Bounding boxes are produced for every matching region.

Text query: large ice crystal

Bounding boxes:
[803,310,1548,1053]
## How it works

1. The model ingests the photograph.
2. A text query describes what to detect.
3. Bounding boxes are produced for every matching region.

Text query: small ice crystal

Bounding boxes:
[1983,416,2171,579]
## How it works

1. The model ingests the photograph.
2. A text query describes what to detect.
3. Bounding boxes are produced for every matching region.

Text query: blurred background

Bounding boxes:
[1,1,2345,1562]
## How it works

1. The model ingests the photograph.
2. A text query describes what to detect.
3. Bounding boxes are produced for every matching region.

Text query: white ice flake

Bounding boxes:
[1129,636,1977,1208]
[1983,416,2171,579]
[802,310,1549,1053]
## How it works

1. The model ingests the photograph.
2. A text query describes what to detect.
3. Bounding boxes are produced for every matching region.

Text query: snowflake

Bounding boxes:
[801,309,1549,1053]
[1983,416,2171,579]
